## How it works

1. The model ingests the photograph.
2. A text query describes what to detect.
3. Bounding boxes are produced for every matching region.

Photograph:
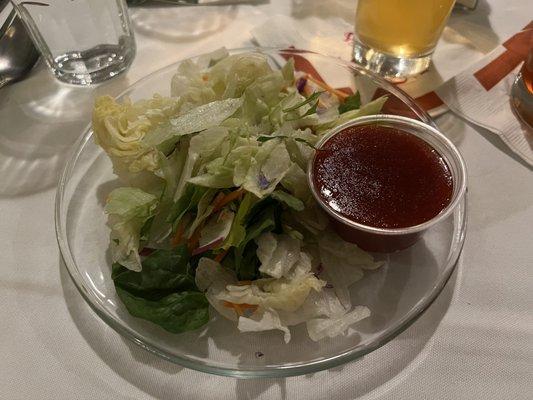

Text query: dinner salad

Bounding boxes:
[92,49,386,342]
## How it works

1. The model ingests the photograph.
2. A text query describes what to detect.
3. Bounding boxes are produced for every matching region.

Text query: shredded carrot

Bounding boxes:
[186,188,245,253]
[214,248,229,263]
[236,280,253,286]
[306,74,349,101]
[211,192,225,210]
[222,301,258,317]
[317,98,328,109]
[213,188,244,213]
[170,221,186,247]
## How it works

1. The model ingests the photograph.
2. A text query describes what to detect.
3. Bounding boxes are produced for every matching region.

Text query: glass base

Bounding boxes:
[52,37,135,85]
[353,41,432,81]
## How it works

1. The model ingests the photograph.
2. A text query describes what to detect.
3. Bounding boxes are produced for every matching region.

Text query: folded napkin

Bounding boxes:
[436,22,533,166]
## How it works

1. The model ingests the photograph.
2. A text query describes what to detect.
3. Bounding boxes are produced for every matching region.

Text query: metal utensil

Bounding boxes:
[0,4,39,89]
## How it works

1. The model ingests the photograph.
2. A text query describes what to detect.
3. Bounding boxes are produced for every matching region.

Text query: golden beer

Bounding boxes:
[353,0,456,78]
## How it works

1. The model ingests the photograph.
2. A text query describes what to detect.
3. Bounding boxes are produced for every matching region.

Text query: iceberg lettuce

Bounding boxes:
[144,98,243,153]
[241,139,292,197]
[189,137,293,197]
[315,96,388,131]
[199,209,235,248]
[306,306,371,342]
[105,187,158,271]
[93,95,181,175]
[216,273,325,313]
[256,232,301,279]
[319,231,383,308]
[238,308,291,343]
[170,50,272,111]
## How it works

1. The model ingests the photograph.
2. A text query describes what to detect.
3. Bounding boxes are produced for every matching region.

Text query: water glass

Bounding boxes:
[12,0,136,85]
[353,0,456,80]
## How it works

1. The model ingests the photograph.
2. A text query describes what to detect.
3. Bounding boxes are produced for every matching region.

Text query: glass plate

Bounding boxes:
[55,48,467,378]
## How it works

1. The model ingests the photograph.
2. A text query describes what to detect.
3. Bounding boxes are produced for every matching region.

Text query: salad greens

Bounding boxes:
[93,49,385,342]
[112,245,209,333]
[338,92,361,114]
[105,187,158,271]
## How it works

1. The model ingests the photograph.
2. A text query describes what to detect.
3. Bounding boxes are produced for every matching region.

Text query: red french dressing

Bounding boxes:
[313,124,453,229]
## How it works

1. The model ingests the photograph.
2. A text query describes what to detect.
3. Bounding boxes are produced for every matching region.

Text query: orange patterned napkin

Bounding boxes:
[436,22,533,166]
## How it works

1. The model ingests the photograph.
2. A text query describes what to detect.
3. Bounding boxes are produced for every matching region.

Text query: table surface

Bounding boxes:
[1,1,532,399]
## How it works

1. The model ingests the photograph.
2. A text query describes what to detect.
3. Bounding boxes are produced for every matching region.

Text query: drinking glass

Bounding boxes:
[510,42,533,128]
[12,0,136,85]
[353,0,456,80]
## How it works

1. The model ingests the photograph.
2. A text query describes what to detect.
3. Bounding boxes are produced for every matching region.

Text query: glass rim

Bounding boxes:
[308,114,468,236]
[55,47,466,378]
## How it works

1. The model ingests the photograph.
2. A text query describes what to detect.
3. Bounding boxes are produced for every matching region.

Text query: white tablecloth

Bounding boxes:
[1,1,532,399]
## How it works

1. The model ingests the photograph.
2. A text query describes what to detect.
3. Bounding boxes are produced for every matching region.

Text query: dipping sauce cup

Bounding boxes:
[308,115,467,253]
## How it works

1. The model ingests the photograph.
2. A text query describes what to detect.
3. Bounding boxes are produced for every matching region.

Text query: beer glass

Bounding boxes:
[353,0,456,80]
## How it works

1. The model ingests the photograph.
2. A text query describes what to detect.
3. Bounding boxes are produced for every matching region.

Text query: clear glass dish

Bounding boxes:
[55,48,467,378]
